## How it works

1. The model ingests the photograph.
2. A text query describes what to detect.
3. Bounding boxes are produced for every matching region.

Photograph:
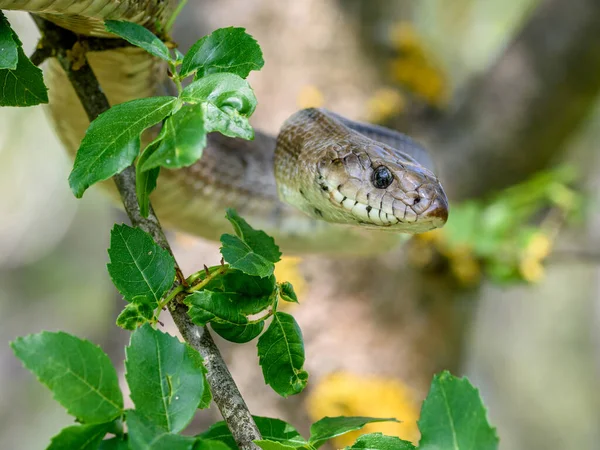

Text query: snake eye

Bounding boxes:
[372,166,394,189]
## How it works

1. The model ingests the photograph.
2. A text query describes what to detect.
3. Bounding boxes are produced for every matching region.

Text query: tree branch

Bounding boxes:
[32,16,262,450]
[429,0,600,200]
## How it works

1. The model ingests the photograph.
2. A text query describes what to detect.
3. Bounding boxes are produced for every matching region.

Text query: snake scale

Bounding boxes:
[1,0,449,254]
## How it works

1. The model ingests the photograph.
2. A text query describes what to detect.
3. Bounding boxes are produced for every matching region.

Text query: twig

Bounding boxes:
[29,45,52,66]
[32,16,262,450]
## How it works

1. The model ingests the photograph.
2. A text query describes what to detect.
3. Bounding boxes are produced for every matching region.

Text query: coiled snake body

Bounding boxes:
[2,1,449,254]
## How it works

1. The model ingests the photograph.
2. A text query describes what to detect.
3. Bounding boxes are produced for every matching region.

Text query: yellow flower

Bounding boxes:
[274,257,306,308]
[525,232,551,260]
[387,22,449,108]
[448,245,481,286]
[307,372,421,447]
[297,85,324,109]
[366,88,406,124]
[519,256,544,283]
[519,232,551,282]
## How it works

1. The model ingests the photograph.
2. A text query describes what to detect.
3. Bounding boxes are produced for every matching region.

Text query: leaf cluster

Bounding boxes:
[106,208,306,397]
[417,166,582,285]
[67,21,265,218]
[0,12,48,106]
[11,325,209,449]
[197,372,498,450]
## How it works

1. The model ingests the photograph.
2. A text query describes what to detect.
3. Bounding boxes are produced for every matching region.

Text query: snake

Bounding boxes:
[1,1,449,254]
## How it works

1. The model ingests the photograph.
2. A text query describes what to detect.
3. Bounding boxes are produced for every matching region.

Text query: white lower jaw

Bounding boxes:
[328,186,400,226]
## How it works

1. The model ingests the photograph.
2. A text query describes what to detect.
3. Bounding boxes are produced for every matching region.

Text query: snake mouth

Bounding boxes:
[321,181,402,226]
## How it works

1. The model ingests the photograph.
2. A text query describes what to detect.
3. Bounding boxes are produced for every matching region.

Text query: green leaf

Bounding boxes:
[105,20,172,62]
[418,371,499,450]
[345,433,415,450]
[195,441,234,450]
[69,96,177,198]
[197,417,307,450]
[136,137,162,218]
[10,332,123,423]
[220,209,281,278]
[180,73,257,140]
[279,282,298,303]
[127,409,197,450]
[126,324,206,433]
[0,12,18,69]
[107,224,175,307]
[203,102,255,140]
[309,417,399,449]
[257,312,308,397]
[180,27,264,79]
[198,371,212,410]
[185,290,251,326]
[47,422,112,450]
[116,301,155,330]
[254,441,299,450]
[203,269,276,315]
[211,321,265,343]
[0,44,48,106]
[99,437,130,450]
[140,103,207,170]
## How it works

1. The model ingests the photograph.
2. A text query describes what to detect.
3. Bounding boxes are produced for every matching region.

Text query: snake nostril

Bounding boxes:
[413,196,421,204]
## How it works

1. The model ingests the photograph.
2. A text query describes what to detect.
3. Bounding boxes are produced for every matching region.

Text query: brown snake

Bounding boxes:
[1,1,449,254]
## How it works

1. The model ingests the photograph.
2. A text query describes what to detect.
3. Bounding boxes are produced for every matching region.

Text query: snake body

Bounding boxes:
[2,1,448,254]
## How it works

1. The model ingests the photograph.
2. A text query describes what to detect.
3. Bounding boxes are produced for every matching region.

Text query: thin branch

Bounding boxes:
[29,44,52,66]
[32,16,261,450]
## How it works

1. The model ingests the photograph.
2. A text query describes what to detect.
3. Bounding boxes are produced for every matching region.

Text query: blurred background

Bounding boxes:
[2,0,600,448]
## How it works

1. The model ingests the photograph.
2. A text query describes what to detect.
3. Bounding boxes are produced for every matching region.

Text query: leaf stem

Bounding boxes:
[156,284,184,312]
[187,265,229,293]
[165,0,188,33]
[169,62,183,94]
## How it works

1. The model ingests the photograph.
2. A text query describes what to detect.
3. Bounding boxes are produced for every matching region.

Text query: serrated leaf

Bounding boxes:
[418,371,499,450]
[220,209,281,278]
[11,332,123,423]
[107,224,175,306]
[180,73,257,140]
[0,44,48,106]
[0,12,18,69]
[99,437,130,450]
[116,301,155,330]
[309,417,399,449]
[203,102,254,140]
[257,312,307,397]
[105,20,172,62]
[197,417,307,450]
[203,269,276,315]
[127,409,197,450]
[136,137,162,218]
[180,27,264,79]
[279,282,298,303]
[125,324,206,433]
[140,103,207,170]
[69,96,177,198]
[47,422,112,450]
[211,321,265,343]
[185,290,250,327]
[345,433,415,450]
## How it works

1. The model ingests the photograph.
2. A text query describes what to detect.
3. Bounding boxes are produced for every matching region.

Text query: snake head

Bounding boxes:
[275,108,449,234]
[313,141,449,232]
